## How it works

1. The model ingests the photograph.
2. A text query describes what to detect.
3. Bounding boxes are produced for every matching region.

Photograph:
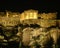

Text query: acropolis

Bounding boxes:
[0,9,60,48]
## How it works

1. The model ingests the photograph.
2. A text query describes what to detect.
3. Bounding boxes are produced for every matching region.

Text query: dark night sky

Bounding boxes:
[0,0,60,19]
[0,0,59,12]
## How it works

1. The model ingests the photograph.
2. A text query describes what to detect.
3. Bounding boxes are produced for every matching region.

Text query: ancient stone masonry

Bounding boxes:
[0,9,60,48]
[38,13,57,19]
